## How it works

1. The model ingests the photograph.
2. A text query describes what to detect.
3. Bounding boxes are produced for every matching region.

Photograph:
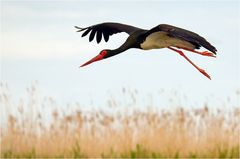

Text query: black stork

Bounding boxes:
[75,22,217,80]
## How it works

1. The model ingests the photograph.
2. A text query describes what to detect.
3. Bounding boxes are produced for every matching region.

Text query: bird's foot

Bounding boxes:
[198,68,211,80]
[178,47,216,58]
[200,51,216,58]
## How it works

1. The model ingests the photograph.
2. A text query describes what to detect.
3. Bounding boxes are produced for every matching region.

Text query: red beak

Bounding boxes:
[80,53,105,67]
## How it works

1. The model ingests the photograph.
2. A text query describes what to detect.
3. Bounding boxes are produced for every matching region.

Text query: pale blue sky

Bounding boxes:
[1,0,239,109]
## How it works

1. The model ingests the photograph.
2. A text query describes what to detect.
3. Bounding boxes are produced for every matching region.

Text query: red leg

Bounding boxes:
[168,47,211,80]
[178,47,216,58]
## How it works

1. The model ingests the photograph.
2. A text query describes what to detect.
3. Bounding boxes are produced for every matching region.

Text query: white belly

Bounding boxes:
[140,31,195,50]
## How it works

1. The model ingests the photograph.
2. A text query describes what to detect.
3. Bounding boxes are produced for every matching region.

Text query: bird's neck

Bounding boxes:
[107,42,132,58]
[114,44,129,53]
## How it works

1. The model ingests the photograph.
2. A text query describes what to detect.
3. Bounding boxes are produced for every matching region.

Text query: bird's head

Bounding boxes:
[80,49,111,67]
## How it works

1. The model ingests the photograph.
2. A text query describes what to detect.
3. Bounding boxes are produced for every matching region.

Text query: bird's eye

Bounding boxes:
[100,50,107,55]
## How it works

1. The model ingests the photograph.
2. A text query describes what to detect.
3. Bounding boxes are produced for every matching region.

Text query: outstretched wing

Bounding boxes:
[145,24,217,54]
[75,22,141,43]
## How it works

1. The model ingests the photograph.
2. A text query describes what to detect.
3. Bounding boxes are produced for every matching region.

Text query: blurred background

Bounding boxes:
[1,0,239,114]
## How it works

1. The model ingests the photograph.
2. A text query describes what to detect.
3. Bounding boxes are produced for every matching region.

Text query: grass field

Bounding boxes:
[0,83,239,158]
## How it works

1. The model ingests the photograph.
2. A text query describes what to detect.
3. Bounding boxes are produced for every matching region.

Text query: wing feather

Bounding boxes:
[81,29,91,37]
[103,32,109,42]
[96,31,102,43]
[145,24,217,54]
[89,29,96,42]
[75,22,141,43]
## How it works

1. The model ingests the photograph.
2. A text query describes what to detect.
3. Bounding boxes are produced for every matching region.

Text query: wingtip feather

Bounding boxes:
[75,26,87,32]
[74,26,83,29]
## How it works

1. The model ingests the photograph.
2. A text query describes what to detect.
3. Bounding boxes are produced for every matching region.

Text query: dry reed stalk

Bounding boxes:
[1,84,239,158]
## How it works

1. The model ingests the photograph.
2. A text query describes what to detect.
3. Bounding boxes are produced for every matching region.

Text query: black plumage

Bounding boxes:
[75,23,216,54]
[146,24,217,54]
[75,22,141,43]
[76,22,217,80]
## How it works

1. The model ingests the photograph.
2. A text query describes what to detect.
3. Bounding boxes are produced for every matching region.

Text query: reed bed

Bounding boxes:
[0,83,239,158]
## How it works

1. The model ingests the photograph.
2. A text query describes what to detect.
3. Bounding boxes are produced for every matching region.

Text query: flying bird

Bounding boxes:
[75,22,217,80]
